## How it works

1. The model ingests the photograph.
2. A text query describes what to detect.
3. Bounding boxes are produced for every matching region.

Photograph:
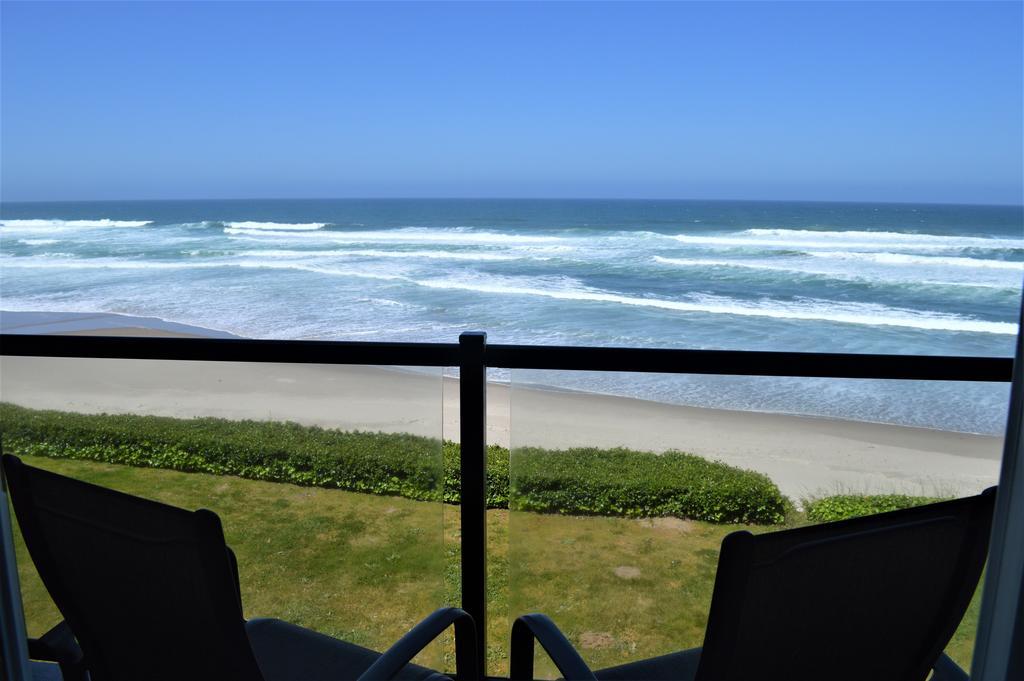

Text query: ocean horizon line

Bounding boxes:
[3,196,1023,209]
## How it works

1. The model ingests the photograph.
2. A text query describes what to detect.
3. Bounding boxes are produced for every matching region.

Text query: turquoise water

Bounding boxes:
[1,198,1021,432]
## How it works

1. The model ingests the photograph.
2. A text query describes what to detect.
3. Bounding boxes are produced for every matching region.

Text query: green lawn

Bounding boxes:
[10,456,980,678]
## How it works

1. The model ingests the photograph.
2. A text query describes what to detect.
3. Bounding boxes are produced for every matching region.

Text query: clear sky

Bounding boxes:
[1,1,1021,204]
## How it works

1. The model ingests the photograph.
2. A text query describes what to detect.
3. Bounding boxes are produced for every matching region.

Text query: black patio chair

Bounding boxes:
[510,488,996,681]
[3,454,477,681]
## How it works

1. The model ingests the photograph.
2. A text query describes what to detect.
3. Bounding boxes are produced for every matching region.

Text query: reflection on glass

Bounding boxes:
[0,357,447,669]
[508,369,1005,678]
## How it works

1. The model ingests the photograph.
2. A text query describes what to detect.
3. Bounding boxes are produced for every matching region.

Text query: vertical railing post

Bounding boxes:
[459,331,487,678]
[0,461,32,681]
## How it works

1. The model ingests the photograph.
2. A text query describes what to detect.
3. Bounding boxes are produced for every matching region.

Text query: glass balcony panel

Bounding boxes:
[0,356,448,671]
[508,369,1007,678]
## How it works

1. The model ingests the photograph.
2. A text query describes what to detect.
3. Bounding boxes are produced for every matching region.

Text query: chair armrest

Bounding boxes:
[27,621,87,681]
[932,652,969,681]
[510,614,597,681]
[356,607,478,681]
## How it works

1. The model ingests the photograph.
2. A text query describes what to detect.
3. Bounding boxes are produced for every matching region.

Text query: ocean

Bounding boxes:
[1,198,1021,434]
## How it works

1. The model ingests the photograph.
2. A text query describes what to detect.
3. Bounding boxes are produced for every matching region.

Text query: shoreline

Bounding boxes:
[0,309,1004,500]
[505,375,1001,439]
[0,309,241,338]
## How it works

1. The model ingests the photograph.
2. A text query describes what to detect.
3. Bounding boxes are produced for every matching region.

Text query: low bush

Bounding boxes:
[0,402,446,500]
[804,493,947,522]
[0,402,787,524]
[442,440,510,508]
[512,446,789,524]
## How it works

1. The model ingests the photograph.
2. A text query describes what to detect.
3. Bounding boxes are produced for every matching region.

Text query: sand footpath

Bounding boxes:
[0,310,1004,500]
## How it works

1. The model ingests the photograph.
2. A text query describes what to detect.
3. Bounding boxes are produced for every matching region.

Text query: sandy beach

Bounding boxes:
[0,310,1004,501]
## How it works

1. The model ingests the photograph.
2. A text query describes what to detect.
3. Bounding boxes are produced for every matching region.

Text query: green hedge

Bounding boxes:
[0,402,787,524]
[804,494,947,522]
[513,446,789,524]
[443,440,510,508]
[0,402,451,502]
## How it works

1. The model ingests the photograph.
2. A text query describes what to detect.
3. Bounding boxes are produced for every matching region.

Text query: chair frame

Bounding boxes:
[4,455,478,681]
[510,490,995,681]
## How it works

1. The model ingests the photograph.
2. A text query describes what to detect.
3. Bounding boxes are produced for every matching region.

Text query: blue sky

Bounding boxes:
[1,1,1021,204]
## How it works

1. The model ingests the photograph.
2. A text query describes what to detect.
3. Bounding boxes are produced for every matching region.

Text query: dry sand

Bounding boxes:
[0,311,1004,501]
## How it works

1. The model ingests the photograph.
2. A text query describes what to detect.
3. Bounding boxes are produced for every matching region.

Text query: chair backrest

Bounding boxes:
[696,488,996,681]
[2,455,265,681]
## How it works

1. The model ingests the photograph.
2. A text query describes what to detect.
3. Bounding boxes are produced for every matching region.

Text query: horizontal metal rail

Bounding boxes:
[488,344,1012,380]
[0,334,1013,382]
[0,334,461,367]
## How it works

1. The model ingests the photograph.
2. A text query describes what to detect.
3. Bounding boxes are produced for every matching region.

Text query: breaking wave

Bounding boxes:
[413,274,1017,335]
[670,228,1023,252]
[224,221,327,231]
[0,218,152,232]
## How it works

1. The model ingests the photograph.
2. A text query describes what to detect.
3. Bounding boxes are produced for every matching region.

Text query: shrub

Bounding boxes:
[442,441,509,508]
[0,403,445,501]
[804,494,947,523]
[0,402,787,524]
[512,446,788,524]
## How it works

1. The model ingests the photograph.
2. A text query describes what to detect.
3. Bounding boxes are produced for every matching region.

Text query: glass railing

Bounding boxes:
[0,354,450,670]
[0,333,1016,679]
[507,369,1008,678]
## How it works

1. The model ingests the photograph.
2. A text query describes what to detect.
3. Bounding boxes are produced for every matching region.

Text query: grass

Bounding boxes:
[12,456,451,668]
[10,456,981,678]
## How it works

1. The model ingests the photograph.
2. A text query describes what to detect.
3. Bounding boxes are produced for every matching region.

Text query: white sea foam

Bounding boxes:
[0,257,206,271]
[233,260,405,281]
[224,226,565,245]
[231,249,345,258]
[669,229,1024,252]
[224,221,327,231]
[0,219,152,232]
[744,228,1023,249]
[414,274,1017,335]
[651,255,1019,289]
[17,239,61,246]
[654,256,790,271]
[233,248,522,261]
[358,297,414,308]
[807,251,1024,270]
[654,256,861,278]
[349,248,533,261]
[0,255,408,280]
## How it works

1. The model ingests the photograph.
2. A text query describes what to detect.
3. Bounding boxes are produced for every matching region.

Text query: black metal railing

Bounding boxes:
[0,332,1014,678]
